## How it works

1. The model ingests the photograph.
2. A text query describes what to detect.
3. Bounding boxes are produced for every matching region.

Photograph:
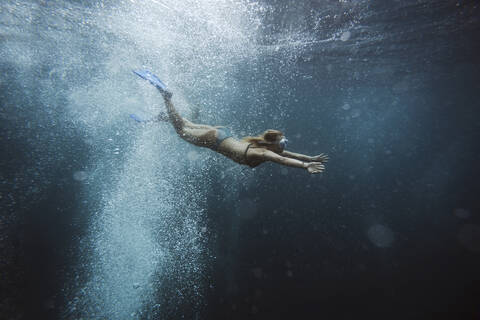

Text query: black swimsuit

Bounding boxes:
[212,127,233,150]
[244,143,263,168]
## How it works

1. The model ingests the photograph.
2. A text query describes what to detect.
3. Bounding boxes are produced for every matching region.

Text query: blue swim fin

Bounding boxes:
[133,70,172,98]
[130,113,148,123]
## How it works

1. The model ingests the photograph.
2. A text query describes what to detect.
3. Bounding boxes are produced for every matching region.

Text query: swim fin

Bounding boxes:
[133,70,172,98]
[129,113,148,123]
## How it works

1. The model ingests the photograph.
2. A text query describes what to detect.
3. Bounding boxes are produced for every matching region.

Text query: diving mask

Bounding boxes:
[279,137,288,149]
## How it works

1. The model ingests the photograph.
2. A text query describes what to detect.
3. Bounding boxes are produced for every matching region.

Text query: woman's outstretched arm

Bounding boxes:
[262,150,325,173]
[281,151,329,163]
[280,150,313,161]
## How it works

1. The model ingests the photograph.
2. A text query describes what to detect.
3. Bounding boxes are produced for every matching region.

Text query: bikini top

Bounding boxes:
[244,143,263,168]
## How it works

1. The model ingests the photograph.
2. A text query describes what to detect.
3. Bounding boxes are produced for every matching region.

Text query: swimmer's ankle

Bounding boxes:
[162,90,173,99]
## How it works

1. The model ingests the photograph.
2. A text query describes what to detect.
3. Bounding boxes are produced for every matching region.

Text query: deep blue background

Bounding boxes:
[1,0,479,319]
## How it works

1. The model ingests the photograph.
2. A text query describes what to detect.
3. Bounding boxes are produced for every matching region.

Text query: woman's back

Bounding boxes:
[216,138,258,166]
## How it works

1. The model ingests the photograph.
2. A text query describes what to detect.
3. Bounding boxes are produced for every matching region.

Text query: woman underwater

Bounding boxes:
[133,70,329,174]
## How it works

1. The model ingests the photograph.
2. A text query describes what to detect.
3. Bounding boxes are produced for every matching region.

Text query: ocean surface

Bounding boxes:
[1,0,479,319]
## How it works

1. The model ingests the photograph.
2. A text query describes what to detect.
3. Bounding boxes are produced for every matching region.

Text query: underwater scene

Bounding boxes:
[1,0,479,319]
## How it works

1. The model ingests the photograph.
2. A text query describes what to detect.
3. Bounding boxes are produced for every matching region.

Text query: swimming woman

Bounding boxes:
[134,70,328,174]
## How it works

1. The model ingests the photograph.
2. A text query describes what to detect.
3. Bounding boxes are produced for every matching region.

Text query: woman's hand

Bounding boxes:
[306,162,325,174]
[310,153,329,163]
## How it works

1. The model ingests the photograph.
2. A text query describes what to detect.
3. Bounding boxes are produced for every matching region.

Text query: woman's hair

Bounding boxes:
[242,129,284,147]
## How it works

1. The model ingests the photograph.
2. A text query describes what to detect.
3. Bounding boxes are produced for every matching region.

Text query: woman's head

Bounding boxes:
[262,129,283,142]
[243,129,287,152]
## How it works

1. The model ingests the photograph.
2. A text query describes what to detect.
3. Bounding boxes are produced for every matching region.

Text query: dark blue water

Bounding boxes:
[1,1,479,319]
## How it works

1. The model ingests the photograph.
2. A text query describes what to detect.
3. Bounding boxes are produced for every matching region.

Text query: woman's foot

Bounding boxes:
[160,89,173,99]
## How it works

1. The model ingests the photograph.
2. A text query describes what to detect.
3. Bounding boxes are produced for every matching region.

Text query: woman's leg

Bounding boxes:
[163,95,186,134]
[161,94,217,147]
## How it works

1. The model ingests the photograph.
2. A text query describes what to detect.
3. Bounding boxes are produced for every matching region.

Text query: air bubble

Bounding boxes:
[340,30,351,42]
[367,224,394,248]
[351,109,361,118]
